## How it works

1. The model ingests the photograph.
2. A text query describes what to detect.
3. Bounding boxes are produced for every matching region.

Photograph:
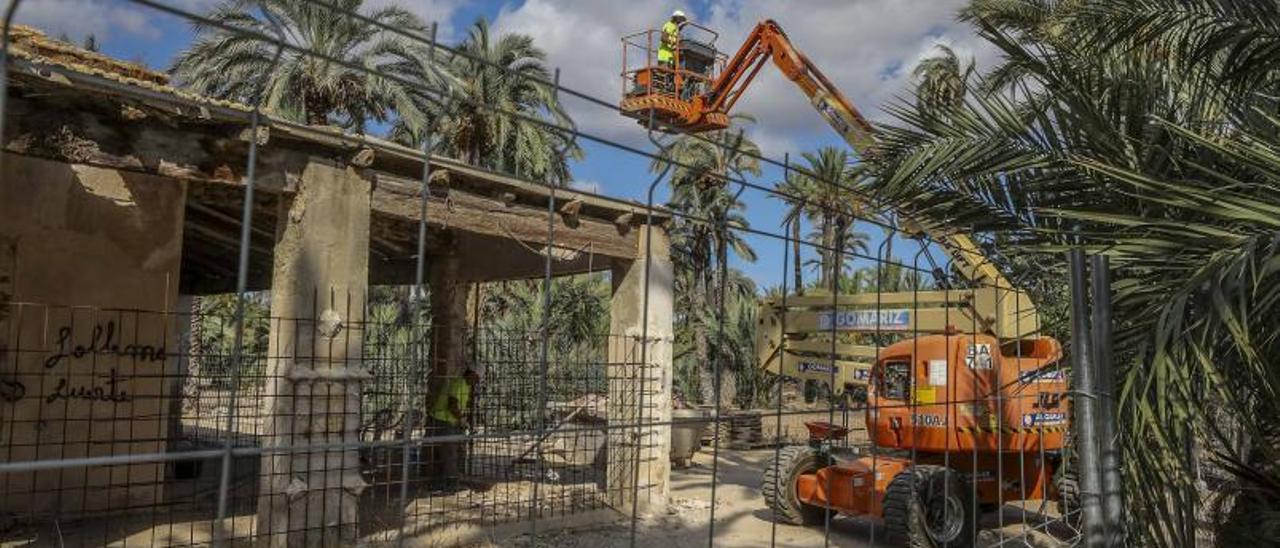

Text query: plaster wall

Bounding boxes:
[0,153,185,515]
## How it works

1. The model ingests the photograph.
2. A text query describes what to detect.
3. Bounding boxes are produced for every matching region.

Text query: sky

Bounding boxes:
[17,0,1001,290]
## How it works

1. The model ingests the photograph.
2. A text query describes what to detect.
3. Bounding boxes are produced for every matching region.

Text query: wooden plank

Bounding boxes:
[370,175,639,259]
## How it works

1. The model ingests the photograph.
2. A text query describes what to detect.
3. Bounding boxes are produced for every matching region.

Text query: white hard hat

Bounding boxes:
[672,9,687,19]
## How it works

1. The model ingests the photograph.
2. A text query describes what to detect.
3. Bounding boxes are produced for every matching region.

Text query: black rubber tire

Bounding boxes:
[762,445,833,526]
[883,465,976,548]
[1055,464,1081,529]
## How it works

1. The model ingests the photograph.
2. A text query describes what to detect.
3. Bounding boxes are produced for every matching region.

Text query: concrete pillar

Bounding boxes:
[256,159,371,547]
[168,294,194,445]
[606,225,673,514]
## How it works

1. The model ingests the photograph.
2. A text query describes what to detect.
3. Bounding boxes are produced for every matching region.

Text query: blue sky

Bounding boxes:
[19,0,997,291]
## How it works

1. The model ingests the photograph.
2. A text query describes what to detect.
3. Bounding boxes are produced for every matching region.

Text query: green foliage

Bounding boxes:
[397,18,582,185]
[477,274,611,396]
[361,286,431,419]
[871,0,1280,543]
[912,44,971,116]
[775,147,877,291]
[654,115,761,407]
[193,293,270,387]
[169,0,433,132]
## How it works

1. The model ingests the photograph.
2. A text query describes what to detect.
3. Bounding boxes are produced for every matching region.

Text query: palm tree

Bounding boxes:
[802,224,871,285]
[170,0,431,134]
[785,147,873,292]
[912,44,970,115]
[775,171,809,294]
[401,18,581,185]
[654,116,761,407]
[871,1,1280,544]
[476,274,610,400]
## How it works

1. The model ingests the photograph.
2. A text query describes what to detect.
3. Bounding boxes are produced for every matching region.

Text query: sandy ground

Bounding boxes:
[496,449,1073,548]
[0,446,1071,547]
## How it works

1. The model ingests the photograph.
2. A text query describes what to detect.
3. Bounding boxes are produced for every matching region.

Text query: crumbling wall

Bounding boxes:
[0,153,185,515]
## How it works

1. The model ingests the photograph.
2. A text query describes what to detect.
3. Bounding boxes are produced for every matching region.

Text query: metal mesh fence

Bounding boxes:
[0,0,1118,546]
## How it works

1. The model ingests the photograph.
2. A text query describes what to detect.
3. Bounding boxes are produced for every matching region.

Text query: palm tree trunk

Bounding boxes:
[693,265,713,406]
[714,240,736,409]
[833,218,848,290]
[821,214,836,291]
[721,370,737,409]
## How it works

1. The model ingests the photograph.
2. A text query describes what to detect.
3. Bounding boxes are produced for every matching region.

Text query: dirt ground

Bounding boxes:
[0,447,1069,547]
[498,448,1073,548]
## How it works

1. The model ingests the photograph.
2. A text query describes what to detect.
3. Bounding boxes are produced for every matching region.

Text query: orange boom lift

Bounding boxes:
[621,20,1073,545]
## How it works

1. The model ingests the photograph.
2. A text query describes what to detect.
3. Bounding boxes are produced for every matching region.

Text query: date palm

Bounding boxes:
[871,1,1280,544]
[170,0,432,134]
[400,18,581,185]
[912,44,970,115]
[653,116,760,407]
[477,275,610,397]
[785,147,873,291]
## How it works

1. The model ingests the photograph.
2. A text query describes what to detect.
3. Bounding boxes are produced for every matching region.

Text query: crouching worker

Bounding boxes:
[424,364,482,492]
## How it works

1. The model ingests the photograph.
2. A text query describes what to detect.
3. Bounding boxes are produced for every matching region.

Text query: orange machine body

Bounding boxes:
[796,452,1056,516]
[794,333,1066,516]
[868,333,1068,453]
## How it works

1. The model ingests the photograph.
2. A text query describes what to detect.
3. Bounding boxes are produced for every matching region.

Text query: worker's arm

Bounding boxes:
[448,396,467,428]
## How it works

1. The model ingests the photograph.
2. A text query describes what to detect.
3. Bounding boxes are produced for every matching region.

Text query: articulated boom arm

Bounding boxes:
[706,20,1013,292]
[705,20,877,154]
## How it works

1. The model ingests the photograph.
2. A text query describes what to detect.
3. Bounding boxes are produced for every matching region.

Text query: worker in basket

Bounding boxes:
[657,9,688,94]
[424,363,482,492]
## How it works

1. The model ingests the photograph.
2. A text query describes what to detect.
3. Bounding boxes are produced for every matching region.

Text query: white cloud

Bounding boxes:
[493,0,683,150]
[365,0,463,40]
[495,0,999,157]
[13,0,190,42]
[15,0,462,48]
[18,0,997,160]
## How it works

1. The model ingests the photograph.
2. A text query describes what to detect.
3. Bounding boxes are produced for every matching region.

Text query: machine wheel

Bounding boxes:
[763,446,833,525]
[883,465,976,548]
[1055,464,1081,529]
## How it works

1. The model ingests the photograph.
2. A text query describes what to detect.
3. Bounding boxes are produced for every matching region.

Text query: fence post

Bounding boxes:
[1090,254,1124,545]
[1068,249,1106,547]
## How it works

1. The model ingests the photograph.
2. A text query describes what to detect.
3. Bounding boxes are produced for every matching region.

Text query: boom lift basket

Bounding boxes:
[620,23,729,132]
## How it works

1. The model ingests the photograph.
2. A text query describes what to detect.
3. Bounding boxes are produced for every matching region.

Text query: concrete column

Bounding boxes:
[168,294,194,445]
[256,159,371,547]
[606,225,673,514]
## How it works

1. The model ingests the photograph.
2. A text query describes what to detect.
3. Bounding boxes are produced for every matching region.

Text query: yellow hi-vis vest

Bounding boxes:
[658,21,678,63]
[430,377,471,425]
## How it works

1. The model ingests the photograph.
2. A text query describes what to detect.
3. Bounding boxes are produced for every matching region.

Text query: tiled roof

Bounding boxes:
[7,24,253,114]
